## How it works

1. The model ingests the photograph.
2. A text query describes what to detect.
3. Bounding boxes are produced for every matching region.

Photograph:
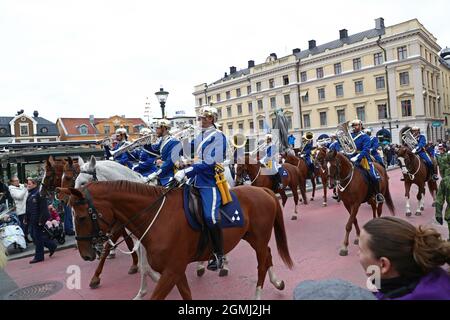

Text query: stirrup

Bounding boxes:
[432,174,439,181]
[207,254,224,271]
[375,194,385,204]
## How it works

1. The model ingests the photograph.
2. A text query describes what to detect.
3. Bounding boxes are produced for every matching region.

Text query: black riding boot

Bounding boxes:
[374,181,385,204]
[431,165,439,181]
[207,224,224,271]
[276,172,283,190]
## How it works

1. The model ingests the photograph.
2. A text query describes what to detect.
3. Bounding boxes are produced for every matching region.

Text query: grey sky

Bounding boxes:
[1,0,448,122]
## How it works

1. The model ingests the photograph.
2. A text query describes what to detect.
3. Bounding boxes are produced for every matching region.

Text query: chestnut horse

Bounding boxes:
[61,181,293,300]
[325,150,395,256]
[394,146,437,216]
[236,154,307,220]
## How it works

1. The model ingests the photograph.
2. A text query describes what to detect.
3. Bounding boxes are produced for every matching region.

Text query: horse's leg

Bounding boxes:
[340,204,358,256]
[353,216,361,245]
[89,234,119,288]
[133,244,149,300]
[150,269,184,300]
[405,182,412,217]
[291,179,300,221]
[122,229,139,274]
[219,254,229,277]
[196,261,206,277]
[176,274,192,300]
[429,181,437,207]
[280,190,288,207]
[369,200,377,219]
[265,247,285,291]
[416,185,425,216]
[322,174,328,207]
[310,176,316,201]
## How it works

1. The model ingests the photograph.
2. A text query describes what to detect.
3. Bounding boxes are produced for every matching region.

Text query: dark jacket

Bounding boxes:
[0,181,13,207]
[25,187,50,225]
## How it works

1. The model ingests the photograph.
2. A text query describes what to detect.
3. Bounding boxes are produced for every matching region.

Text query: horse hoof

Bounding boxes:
[291,215,298,221]
[354,239,359,245]
[339,249,348,256]
[277,280,285,291]
[322,203,327,207]
[128,265,138,275]
[420,207,425,212]
[219,268,229,277]
[196,268,205,277]
[415,212,422,216]
[89,277,100,289]
[107,253,116,259]
[406,212,412,217]
[310,198,314,201]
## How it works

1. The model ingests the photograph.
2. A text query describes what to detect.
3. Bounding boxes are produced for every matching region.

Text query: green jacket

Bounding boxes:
[437,153,450,178]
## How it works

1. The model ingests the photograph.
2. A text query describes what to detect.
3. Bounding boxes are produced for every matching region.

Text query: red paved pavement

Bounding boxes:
[4,169,448,300]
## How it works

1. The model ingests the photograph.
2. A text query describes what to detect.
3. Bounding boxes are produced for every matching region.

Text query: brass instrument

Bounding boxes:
[96,136,115,148]
[230,133,247,149]
[170,124,196,140]
[110,134,158,158]
[401,129,418,150]
[299,132,314,154]
[336,122,357,155]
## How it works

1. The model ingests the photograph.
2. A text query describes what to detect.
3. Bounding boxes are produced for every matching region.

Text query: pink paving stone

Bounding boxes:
[4,169,448,300]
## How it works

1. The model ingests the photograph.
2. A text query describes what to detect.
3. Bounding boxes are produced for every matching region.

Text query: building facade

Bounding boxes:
[439,48,450,139]
[193,18,448,146]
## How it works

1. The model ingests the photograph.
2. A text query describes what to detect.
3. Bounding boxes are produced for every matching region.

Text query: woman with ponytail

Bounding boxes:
[359,217,450,300]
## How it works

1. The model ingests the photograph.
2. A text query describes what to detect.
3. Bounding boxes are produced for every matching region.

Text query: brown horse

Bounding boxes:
[394,146,437,216]
[41,156,65,198]
[236,154,307,220]
[60,181,293,300]
[325,150,395,256]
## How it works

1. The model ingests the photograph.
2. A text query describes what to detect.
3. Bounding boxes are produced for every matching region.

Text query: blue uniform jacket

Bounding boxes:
[329,140,341,152]
[351,132,371,163]
[145,136,182,181]
[186,127,227,188]
[110,141,133,168]
[369,137,380,157]
[132,148,158,177]
[413,134,427,153]
[302,141,313,156]
[25,187,50,225]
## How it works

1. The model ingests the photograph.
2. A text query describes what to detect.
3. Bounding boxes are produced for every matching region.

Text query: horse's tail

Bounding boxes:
[0,243,7,269]
[263,188,294,269]
[384,177,396,216]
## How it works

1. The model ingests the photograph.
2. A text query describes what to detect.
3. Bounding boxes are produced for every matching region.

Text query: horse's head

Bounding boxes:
[324,150,340,189]
[41,156,64,197]
[235,154,259,185]
[59,185,113,261]
[395,146,414,175]
[59,157,80,203]
[313,146,328,171]
[75,156,97,189]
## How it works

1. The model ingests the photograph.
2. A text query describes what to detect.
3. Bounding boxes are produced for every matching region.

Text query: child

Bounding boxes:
[46,205,61,229]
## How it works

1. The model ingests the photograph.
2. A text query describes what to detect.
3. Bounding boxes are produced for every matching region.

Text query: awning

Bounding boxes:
[300,91,308,97]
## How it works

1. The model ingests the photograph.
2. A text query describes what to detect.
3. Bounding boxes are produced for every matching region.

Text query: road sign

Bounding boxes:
[432,121,442,128]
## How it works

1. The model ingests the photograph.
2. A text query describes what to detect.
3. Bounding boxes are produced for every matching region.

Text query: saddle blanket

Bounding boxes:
[279,167,288,177]
[183,185,245,231]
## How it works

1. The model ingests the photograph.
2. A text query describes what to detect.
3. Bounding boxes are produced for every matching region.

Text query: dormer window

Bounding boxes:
[40,127,48,134]
[78,125,88,135]
[19,123,29,136]
[0,128,7,136]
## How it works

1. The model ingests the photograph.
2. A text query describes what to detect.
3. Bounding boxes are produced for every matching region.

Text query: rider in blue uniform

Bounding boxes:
[329,134,342,152]
[146,119,182,186]
[317,134,331,149]
[364,129,385,168]
[104,127,134,168]
[174,106,227,272]
[299,134,314,173]
[259,134,283,190]
[131,128,158,177]
[349,119,385,204]
[410,127,439,181]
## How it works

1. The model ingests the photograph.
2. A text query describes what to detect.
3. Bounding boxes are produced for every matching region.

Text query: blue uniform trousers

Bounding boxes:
[30,223,57,260]
[198,187,222,228]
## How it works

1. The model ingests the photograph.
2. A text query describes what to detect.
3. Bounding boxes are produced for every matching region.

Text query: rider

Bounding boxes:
[350,119,385,204]
[364,129,385,168]
[410,127,439,181]
[299,133,315,173]
[259,133,283,191]
[173,106,227,271]
[317,134,331,149]
[329,134,342,152]
[146,119,182,186]
[105,127,134,168]
[131,128,158,177]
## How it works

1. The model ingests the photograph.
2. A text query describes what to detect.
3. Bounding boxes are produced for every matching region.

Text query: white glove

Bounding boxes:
[412,149,417,154]
[300,154,305,158]
[350,156,358,163]
[108,156,114,161]
[147,172,158,182]
[174,170,186,182]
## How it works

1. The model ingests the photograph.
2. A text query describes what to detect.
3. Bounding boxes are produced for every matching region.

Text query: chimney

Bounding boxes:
[230,66,237,74]
[224,72,228,78]
[339,29,348,39]
[33,110,39,117]
[89,115,95,124]
[375,17,385,30]
[270,53,277,60]
[292,48,301,54]
[308,40,316,50]
[248,60,255,68]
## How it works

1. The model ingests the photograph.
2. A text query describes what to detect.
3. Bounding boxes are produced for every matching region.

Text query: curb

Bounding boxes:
[6,240,77,262]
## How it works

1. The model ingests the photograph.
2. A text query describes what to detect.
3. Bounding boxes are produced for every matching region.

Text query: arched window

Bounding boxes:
[78,125,88,135]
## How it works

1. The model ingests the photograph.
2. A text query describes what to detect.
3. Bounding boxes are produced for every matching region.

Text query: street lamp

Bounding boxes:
[155,87,169,118]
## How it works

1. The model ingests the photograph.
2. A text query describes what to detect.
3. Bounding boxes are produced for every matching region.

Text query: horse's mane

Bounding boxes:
[87,180,165,198]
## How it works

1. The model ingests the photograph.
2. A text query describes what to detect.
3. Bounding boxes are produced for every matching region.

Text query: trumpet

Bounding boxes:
[110,134,158,158]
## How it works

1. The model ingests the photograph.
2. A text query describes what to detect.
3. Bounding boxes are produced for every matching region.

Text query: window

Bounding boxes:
[247,85,252,95]
[248,102,253,113]
[226,91,231,100]
[78,125,88,135]
[335,84,344,97]
[257,99,263,111]
[401,100,412,117]
[19,123,29,136]
[284,94,291,106]
[249,120,254,131]
[238,122,244,130]
[319,112,327,127]
[356,106,365,122]
[374,52,383,65]
[334,63,342,75]
[0,128,6,135]
[316,67,324,79]
[258,119,264,130]
[237,104,242,115]
[217,108,222,119]
[270,97,276,108]
[353,58,361,70]
[199,98,203,106]
[378,104,388,120]
[236,88,241,97]
[104,125,110,134]
[207,96,211,104]
[337,109,346,123]
[303,114,311,128]
[283,75,289,85]
[269,79,275,88]
[227,106,232,118]
[318,88,326,101]
[216,93,221,102]
[355,80,364,94]
[228,123,233,131]
[40,127,48,134]
[301,71,307,82]
[256,82,261,92]
[376,76,385,90]
[286,116,292,129]
[301,92,309,103]
[398,46,407,60]
[399,72,409,86]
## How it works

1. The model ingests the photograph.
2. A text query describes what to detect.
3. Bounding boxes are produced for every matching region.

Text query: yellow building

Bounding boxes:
[439,48,450,138]
[193,18,448,145]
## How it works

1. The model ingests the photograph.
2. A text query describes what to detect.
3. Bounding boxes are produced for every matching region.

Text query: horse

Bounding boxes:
[324,150,395,256]
[312,147,336,204]
[60,181,293,300]
[236,154,306,220]
[41,156,65,198]
[394,146,438,216]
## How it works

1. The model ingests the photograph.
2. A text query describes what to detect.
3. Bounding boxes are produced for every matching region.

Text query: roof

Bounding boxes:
[58,118,98,135]
[0,115,58,137]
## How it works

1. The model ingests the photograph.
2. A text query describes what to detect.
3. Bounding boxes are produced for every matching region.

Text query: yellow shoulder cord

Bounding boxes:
[215,164,232,205]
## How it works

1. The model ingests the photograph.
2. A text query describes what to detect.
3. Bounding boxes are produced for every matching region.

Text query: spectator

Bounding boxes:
[288,134,296,148]
[24,177,57,264]
[8,176,32,243]
[0,179,13,211]
[359,217,450,300]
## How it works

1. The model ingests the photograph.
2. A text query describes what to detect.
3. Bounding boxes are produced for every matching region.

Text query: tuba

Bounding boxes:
[336,122,357,155]
[300,132,314,153]
[401,129,418,150]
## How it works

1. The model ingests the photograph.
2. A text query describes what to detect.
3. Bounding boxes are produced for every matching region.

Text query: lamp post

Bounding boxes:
[155,87,169,119]
[376,36,392,137]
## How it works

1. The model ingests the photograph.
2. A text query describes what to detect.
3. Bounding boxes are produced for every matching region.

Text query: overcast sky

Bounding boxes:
[1,0,449,122]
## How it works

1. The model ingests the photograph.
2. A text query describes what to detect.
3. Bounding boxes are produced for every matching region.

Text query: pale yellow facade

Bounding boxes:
[193,18,449,145]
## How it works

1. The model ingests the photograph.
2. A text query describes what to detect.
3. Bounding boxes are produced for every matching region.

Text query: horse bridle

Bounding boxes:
[397,151,420,180]
[325,154,354,192]
[80,168,98,182]
[41,166,56,195]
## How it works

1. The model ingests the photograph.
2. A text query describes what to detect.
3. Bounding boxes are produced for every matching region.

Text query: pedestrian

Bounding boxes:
[24,177,57,264]
[0,179,13,211]
[436,148,450,239]
[359,217,450,300]
[288,134,296,148]
[8,176,32,243]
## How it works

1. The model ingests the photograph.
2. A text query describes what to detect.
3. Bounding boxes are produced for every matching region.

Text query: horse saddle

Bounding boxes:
[278,167,288,178]
[182,184,245,231]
